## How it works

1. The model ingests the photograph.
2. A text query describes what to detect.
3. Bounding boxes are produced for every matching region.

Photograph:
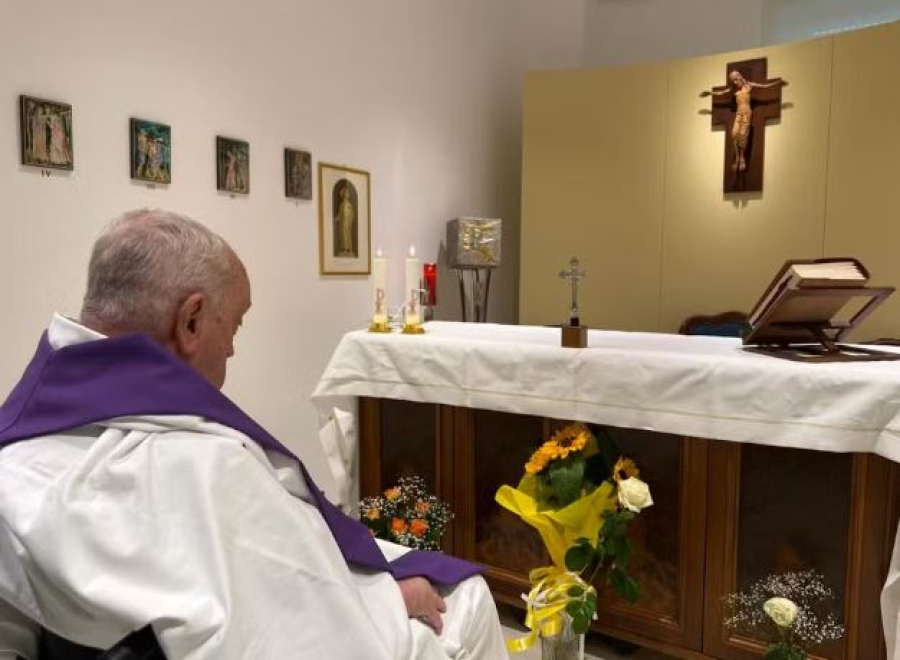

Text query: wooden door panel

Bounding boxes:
[702,442,891,660]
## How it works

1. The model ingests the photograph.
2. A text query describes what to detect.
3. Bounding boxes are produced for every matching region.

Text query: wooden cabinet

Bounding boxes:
[359,398,900,660]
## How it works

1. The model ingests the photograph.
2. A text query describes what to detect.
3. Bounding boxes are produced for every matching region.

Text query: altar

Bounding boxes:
[312,322,900,659]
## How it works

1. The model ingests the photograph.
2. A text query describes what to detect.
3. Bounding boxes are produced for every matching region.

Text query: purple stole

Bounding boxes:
[0,332,480,586]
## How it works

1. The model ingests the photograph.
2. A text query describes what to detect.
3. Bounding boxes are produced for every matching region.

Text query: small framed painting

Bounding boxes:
[285,148,312,200]
[216,136,249,194]
[130,118,171,184]
[20,95,73,170]
[318,162,371,275]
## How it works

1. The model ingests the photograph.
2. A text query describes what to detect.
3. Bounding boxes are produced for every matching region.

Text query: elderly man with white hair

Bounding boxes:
[0,209,506,659]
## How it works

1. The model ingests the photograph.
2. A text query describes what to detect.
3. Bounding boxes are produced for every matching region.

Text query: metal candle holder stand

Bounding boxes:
[453,267,494,323]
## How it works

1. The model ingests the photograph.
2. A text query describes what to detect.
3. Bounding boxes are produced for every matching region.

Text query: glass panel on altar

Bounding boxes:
[594,425,683,621]
[380,400,437,489]
[737,445,852,621]
[473,410,549,573]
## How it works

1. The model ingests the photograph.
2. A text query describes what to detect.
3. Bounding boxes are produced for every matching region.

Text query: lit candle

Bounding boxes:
[405,246,421,326]
[423,263,437,306]
[372,248,387,325]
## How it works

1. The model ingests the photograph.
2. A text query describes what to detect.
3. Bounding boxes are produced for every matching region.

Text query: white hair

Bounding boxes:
[80,209,240,338]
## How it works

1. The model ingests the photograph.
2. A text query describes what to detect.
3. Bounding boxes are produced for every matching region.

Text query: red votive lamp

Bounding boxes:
[423,263,437,305]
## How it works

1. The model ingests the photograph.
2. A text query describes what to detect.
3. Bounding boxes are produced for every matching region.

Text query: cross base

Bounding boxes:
[561,325,587,349]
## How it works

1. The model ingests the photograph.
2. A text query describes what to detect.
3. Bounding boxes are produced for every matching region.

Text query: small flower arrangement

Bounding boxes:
[496,423,653,651]
[723,570,845,660]
[358,475,452,551]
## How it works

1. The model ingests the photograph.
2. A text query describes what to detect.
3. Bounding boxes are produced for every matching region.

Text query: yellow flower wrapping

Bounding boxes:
[495,481,617,568]
[505,566,596,653]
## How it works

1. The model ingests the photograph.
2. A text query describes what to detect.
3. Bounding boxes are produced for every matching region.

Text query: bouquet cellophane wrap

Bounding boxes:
[495,480,617,569]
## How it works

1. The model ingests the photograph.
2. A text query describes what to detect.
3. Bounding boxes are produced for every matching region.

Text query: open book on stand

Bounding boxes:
[743,258,899,362]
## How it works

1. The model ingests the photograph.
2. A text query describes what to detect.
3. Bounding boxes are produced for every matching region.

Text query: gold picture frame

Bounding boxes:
[318,162,371,275]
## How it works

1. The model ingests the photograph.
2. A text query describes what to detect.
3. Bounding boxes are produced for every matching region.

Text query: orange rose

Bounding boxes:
[391,518,408,535]
[384,487,401,501]
[365,508,380,520]
[410,519,429,538]
[415,500,431,514]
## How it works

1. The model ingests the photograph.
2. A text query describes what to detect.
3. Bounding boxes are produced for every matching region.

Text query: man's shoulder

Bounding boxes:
[1,418,256,477]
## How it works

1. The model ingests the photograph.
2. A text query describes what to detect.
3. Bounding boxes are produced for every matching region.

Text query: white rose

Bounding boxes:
[763,597,798,628]
[617,477,653,513]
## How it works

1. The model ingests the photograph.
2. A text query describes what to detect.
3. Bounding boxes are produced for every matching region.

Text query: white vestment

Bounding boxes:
[0,315,505,659]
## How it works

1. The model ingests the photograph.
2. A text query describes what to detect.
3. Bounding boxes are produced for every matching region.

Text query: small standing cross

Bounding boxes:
[559,257,585,327]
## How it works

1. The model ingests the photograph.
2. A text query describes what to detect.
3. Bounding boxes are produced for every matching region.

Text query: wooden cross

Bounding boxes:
[704,58,786,193]
[559,257,585,327]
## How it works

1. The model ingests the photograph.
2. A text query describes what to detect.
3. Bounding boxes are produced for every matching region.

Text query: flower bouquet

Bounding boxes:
[358,475,452,551]
[723,570,844,660]
[495,423,653,655]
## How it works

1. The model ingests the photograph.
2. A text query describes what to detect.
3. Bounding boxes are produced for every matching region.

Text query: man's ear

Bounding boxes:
[171,292,208,359]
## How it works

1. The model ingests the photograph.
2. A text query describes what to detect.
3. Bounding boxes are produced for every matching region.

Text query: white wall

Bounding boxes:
[0,0,584,496]
[763,0,900,44]
[580,0,900,67]
[582,0,763,67]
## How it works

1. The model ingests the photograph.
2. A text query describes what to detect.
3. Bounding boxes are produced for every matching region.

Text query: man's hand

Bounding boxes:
[397,576,447,635]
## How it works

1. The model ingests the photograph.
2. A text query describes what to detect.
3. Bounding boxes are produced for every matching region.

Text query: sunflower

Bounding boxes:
[525,451,551,475]
[550,424,590,459]
[524,424,593,474]
[613,457,640,482]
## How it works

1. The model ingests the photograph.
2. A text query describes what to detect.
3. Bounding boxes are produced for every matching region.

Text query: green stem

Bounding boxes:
[585,557,604,587]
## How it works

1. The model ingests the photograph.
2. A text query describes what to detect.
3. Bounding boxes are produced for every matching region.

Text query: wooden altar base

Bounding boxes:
[360,398,900,660]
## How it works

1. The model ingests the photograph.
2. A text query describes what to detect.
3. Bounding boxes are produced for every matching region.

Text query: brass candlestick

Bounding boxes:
[368,319,392,333]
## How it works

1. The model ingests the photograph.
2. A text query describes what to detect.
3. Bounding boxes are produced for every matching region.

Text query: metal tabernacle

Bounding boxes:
[447,218,502,322]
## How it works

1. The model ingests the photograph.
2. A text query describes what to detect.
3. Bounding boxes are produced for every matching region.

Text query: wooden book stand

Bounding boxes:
[743,260,899,363]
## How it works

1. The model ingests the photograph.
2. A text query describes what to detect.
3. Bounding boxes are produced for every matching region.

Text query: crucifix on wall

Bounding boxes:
[700,58,787,193]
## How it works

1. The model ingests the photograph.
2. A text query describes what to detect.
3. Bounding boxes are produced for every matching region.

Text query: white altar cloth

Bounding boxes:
[311,321,900,657]
[312,322,900,470]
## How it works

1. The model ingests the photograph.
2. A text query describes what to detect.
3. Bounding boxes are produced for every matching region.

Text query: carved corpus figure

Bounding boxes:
[700,58,787,193]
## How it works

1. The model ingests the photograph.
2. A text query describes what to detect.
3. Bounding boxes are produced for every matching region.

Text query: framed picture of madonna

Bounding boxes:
[318,162,371,275]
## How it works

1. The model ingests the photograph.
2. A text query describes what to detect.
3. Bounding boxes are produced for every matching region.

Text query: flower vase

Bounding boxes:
[540,614,585,660]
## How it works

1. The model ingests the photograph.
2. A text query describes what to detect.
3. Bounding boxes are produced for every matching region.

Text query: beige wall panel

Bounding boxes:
[824,21,900,340]
[519,66,667,330]
[659,38,833,332]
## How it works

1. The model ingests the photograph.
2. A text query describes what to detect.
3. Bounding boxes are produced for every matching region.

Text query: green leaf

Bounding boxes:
[566,600,594,635]
[517,473,539,499]
[595,427,620,475]
[584,453,605,489]
[535,474,553,509]
[568,585,585,598]
[608,534,633,568]
[764,645,805,660]
[565,538,594,572]
[549,456,585,507]
[571,609,592,635]
[582,431,599,459]
[609,567,640,603]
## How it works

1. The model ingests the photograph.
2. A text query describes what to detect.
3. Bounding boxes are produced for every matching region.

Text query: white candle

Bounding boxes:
[405,245,421,326]
[372,248,387,324]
